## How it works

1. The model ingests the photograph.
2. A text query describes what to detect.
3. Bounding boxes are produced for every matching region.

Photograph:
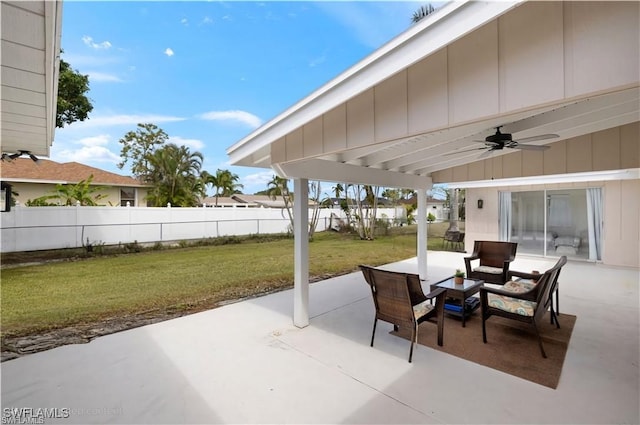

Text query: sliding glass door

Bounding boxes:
[510,191,546,256]
[502,188,602,261]
[547,190,589,260]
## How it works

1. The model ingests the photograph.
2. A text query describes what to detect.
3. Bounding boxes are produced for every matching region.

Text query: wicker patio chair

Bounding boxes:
[479,256,567,358]
[443,230,465,251]
[507,267,562,326]
[464,240,518,285]
[359,265,446,362]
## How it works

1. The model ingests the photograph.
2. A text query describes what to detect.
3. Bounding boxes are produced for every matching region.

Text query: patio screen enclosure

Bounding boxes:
[499,188,603,261]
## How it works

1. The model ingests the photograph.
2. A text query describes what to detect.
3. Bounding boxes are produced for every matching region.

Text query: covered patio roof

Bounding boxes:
[0,0,62,158]
[227,1,639,188]
[226,0,639,327]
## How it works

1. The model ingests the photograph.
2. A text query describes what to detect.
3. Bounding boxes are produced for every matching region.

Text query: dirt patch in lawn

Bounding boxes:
[0,291,278,362]
[0,260,344,362]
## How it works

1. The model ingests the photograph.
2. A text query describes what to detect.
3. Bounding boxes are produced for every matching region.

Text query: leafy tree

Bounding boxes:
[145,144,204,207]
[117,123,168,182]
[381,188,401,205]
[56,57,93,128]
[400,189,416,200]
[411,3,436,23]
[203,169,243,206]
[28,175,107,206]
[25,198,58,207]
[404,203,417,225]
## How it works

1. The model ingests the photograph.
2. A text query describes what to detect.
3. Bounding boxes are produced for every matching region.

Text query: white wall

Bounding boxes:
[465,179,640,268]
[0,206,402,253]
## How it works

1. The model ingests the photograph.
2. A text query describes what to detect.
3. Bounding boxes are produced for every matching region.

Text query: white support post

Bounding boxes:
[293,178,309,328]
[417,189,428,281]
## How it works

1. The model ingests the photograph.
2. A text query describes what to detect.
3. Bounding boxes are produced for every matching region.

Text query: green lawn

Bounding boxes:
[1,222,460,337]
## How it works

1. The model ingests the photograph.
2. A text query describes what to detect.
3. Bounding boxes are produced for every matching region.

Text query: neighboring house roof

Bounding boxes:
[398,196,445,206]
[0,158,147,187]
[200,194,315,208]
[232,194,285,207]
[200,196,244,206]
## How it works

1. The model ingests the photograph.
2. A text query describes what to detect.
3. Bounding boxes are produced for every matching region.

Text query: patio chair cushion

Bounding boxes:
[413,300,436,320]
[473,265,503,274]
[487,294,536,316]
[503,280,537,293]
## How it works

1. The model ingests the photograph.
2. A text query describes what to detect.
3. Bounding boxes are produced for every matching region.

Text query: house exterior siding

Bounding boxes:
[431,123,639,183]
[439,122,639,268]
[465,179,639,268]
[5,181,148,207]
[0,158,150,207]
[268,2,639,167]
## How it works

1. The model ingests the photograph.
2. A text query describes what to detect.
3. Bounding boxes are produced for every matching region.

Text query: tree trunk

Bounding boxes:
[447,188,459,232]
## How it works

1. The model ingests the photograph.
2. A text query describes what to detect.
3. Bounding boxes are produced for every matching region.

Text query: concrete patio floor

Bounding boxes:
[1,251,638,424]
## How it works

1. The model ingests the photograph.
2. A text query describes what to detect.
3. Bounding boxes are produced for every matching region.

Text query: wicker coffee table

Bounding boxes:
[430,276,484,327]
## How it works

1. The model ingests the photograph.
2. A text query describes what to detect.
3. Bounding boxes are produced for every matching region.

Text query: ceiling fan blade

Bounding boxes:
[478,149,495,158]
[512,143,550,151]
[515,134,559,143]
[443,147,487,156]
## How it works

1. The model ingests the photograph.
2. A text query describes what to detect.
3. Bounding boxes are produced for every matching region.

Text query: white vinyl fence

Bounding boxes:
[0,205,406,253]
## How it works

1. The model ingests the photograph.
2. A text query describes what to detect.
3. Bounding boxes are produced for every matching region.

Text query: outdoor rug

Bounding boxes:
[392,312,576,389]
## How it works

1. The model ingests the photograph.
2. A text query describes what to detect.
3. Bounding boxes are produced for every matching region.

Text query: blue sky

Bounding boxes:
[53,1,428,195]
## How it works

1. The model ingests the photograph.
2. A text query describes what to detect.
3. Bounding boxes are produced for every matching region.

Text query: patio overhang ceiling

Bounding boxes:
[228,1,639,188]
[1,0,62,158]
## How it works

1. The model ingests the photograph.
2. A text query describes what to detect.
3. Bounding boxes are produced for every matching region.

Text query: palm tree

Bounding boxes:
[332,183,344,200]
[146,144,204,207]
[411,3,436,24]
[266,175,294,232]
[203,169,243,206]
[51,175,108,206]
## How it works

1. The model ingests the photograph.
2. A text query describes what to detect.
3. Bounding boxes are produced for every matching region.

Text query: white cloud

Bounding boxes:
[180,18,188,25]
[65,114,186,129]
[242,170,274,187]
[77,134,111,147]
[82,35,112,50]
[164,48,175,57]
[52,134,119,165]
[198,110,262,128]
[56,145,120,164]
[308,55,326,68]
[87,71,123,83]
[168,136,205,151]
[201,16,213,25]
